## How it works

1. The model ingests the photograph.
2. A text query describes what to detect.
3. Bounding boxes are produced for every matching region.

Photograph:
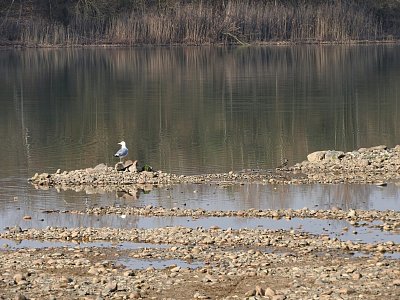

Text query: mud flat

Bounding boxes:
[29,145,400,190]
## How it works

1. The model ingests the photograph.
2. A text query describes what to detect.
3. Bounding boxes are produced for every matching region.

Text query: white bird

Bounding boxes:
[114,141,128,162]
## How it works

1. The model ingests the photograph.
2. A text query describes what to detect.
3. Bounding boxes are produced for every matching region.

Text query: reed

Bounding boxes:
[0,0,392,46]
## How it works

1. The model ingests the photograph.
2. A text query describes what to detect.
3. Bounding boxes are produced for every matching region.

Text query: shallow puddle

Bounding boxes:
[0,239,167,251]
[117,258,204,270]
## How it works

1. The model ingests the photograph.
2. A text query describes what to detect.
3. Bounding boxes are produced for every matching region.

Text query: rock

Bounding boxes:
[128,160,138,173]
[265,287,276,297]
[370,145,387,151]
[124,160,134,169]
[29,173,39,181]
[170,266,181,272]
[347,210,356,218]
[393,279,400,286]
[13,273,26,284]
[255,285,265,296]
[87,266,99,275]
[94,163,107,171]
[129,291,142,299]
[245,289,256,297]
[9,226,22,233]
[104,282,118,294]
[307,151,326,162]
[324,150,345,160]
[193,292,210,299]
[15,295,27,300]
[272,296,286,300]
[115,162,125,171]
[123,270,135,277]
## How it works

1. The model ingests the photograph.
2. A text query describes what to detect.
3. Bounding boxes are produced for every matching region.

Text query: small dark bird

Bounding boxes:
[276,158,288,169]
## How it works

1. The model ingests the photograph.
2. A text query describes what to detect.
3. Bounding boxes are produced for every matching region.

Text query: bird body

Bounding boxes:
[115,141,128,162]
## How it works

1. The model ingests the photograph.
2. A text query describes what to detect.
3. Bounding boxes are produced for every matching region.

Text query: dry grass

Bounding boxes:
[0,0,387,46]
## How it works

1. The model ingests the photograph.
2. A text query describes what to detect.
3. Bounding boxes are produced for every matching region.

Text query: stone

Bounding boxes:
[307,151,326,162]
[272,296,286,300]
[94,163,107,171]
[265,287,276,297]
[128,160,138,173]
[115,162,125,171]
[104,282,118,293]
[124,160,134,169]
[193,292,210,299]
[15,295,27,300]
[393,279,400,286]
[255,285,265,296]
[13,273,26,284]
[129,291,142,299]
[324,150,345,160]
[170,266,181,272]
[244,289,256,297]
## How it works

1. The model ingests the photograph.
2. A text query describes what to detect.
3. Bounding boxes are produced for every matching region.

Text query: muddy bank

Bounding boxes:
[1,226,400,299]
[29,145,400,189]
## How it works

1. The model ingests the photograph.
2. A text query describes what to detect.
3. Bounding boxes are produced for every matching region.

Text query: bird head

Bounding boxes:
[118,141,126,147]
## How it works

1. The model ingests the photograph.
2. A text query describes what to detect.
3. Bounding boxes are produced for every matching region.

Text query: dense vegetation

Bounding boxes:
[0,0,399,46]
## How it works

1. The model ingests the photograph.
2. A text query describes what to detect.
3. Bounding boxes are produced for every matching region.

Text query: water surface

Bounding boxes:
[1,45,400,232]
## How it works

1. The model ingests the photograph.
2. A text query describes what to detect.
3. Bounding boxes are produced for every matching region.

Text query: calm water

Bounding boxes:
[1,45,400,240]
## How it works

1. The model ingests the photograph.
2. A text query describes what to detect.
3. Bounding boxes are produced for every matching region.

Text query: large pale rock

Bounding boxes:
[324,150,345,160]
[94,163,107,171]
[307,151,326,162]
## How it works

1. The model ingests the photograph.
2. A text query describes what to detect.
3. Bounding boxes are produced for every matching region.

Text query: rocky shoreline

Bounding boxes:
[2,145,400,299]
[29,145,400,190]
[1,224,400,299]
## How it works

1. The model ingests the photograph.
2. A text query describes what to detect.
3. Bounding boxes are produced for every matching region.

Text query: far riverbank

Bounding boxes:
[1,0,399,47]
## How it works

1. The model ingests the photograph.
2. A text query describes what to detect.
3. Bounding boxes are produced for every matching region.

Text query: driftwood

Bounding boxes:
[222,32,250,46]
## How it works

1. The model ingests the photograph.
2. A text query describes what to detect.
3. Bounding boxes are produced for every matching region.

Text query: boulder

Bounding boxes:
[324,150,345,160]
[94,163,107,171]
[128,160,138,173]
[115,162,125,171]
[307,151,326,162]
[124,160,134,169]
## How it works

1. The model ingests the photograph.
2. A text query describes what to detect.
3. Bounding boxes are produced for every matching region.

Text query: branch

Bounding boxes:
[222,32,250,46]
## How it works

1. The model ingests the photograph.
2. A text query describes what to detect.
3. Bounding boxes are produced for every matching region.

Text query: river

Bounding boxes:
[1,45,400,239]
